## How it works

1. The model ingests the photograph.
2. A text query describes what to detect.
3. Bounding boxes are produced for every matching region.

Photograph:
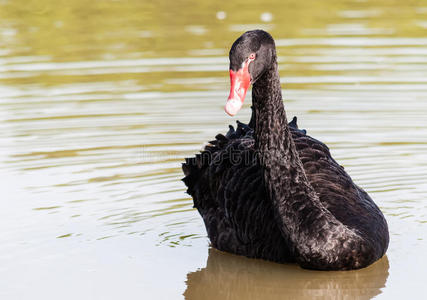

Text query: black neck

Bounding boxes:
[252,59,287,152]
[251,59,361,267]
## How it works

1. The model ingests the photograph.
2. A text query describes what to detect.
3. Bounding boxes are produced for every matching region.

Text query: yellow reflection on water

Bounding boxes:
[185,249,389,300]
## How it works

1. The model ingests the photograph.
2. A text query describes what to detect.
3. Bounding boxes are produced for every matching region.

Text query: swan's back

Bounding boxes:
[182,120,388,263]
[183,121,293,261]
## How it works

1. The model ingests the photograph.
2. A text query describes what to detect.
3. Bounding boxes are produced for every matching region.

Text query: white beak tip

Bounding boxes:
[224,98,243,116]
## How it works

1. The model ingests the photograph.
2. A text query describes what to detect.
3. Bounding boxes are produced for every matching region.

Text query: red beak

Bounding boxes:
[225,61,251,116]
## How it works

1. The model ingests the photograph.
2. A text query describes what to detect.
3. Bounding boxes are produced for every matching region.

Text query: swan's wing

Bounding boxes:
[292,130,362,212]
[292,129,388,251]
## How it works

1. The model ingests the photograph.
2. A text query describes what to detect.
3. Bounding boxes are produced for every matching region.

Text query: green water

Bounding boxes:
[1,0,426,299]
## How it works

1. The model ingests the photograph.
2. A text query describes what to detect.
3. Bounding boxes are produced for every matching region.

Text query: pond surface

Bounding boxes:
[1,0,426,299]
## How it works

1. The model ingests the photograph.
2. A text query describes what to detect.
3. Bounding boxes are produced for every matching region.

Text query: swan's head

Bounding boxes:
[225,30,276,116]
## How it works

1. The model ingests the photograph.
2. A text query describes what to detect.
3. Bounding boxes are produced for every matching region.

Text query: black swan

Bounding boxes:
[182,30,389,270]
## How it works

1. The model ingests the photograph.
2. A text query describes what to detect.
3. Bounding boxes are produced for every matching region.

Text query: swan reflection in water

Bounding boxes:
[184,248,389,300]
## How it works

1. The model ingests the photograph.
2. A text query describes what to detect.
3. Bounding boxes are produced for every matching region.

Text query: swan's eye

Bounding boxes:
[249,53,256,60]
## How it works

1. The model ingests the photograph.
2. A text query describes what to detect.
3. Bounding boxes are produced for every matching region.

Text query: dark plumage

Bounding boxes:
[182,30,389,270]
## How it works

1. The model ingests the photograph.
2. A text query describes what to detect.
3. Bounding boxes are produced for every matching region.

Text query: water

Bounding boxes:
[0,0,426,299]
